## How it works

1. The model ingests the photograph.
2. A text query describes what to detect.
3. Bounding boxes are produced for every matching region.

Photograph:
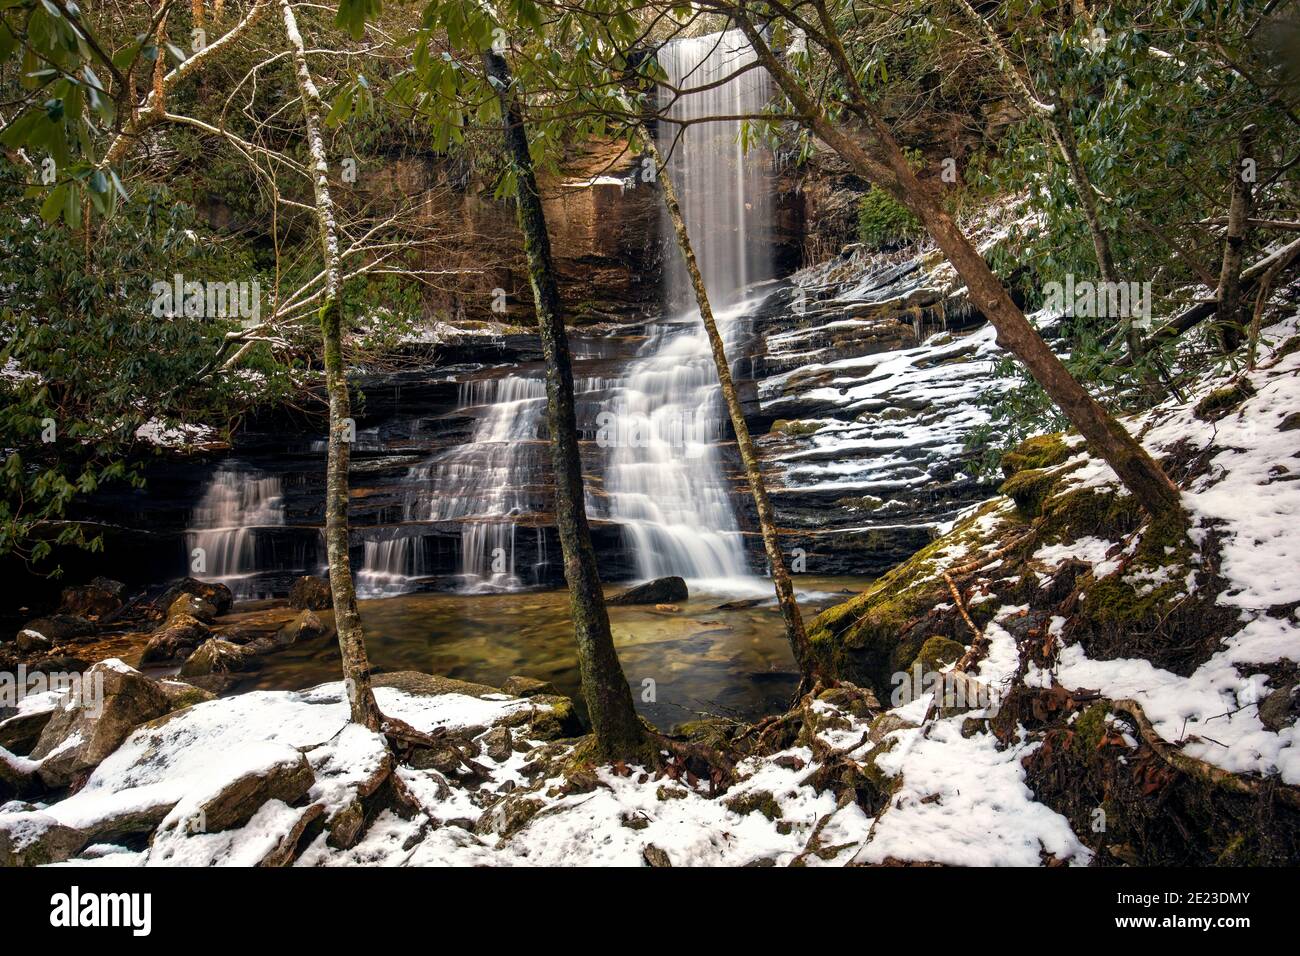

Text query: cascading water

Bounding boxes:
[600,29,774,585]
[358,374,553,594]
[187,463,286,598]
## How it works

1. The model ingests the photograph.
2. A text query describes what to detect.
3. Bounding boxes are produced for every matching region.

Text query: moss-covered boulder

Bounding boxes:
[911,636,965,676]
[807,500,1016,697]
[1000,433,1070,477]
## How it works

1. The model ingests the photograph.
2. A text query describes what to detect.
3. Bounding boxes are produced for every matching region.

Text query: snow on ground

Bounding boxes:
[1041,313,1300,784]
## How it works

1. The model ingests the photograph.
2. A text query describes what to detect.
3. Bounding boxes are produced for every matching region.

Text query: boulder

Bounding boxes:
[18,614,95,643]
[0,812,86,867]
[14,630,51,655]
[371,671,502,699]
[289,576,332,611]
[0,709,55,756]
[287,609,326,641]
[481,726,513,762]
[167,592,217,623]
[179,639,253,678]
[140,613,211,664]
[608,575,688,606]
[30,661,175,789]
[156,578,233,617]
[58,579,124,620]
[191,751,314,832]
[156,679,217,711]
[501,675,556,698]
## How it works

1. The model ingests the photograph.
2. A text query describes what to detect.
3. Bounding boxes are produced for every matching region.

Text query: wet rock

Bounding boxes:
[157,578,233,617]
[140,613,211,665]
[482,726,513,762]
[58,578,124,620]
[501,675,555,698]
[167,592,217,623]
[608,576,688,605]
[289,576,333,611]
[14,630,51,655]
[193,751,315,832]
[287,609,326,641]
[0,812,86,866]
[179,639,253,678]
[30,661,175,789]
[19,614,95,644]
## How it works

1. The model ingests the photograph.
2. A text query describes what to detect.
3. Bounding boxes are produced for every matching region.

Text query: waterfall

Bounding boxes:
[600,29,774,585]
[187,463,286,598]
[358,374,552,594]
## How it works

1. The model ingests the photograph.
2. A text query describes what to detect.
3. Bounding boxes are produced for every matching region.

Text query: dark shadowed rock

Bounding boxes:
[30,661,175,788]
[140,613,211,664]
[19,614,95,643]
[608,576,688,605]
[0,708,54,756]
[289,576,333,611]
[58,579,124,620]
[157,578,233,617]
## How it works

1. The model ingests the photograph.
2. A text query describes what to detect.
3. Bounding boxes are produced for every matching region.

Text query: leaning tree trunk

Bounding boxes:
[737,14,1182,521]
[1215,125,1257,353]
[643,132,822,688]
[280,0,382,730]
[484,49,646,761]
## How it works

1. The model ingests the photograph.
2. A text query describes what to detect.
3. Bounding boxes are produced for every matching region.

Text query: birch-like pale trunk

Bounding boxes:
[280,0,382,730]
[642,132,821,688]
[483,50,646,760]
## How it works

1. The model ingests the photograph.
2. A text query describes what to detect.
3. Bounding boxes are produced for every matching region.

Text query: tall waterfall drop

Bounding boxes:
[601,30,774,584]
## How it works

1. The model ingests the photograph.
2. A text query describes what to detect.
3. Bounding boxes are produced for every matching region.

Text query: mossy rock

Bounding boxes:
[1193,379,1256,421]
[911,636,965,676]
[771,419,822,438]
[808,500,1016,697]
[1038,485,1143,544]
[1072,510,1238,676]
[1070,703,1111,758]
[1000,433,1070,478]
[1000,466,1064,518]
[724,790,783,820]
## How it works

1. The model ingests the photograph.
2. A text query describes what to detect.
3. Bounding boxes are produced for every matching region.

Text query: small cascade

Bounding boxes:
[187,463,287,599]
[358,374,552,594]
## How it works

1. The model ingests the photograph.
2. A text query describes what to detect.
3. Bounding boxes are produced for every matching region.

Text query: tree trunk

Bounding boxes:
[736,15,1182,520]
[1215,125,1257,353]
[280,0,382,731]
[484,49,646,761]
[642,131,822,687]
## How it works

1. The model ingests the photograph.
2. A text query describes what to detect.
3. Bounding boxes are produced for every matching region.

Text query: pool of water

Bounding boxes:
[220,576,870,729]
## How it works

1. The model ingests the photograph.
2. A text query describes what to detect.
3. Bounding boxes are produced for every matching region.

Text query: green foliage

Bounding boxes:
[857,186,921,249]
[0,174,290,571]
